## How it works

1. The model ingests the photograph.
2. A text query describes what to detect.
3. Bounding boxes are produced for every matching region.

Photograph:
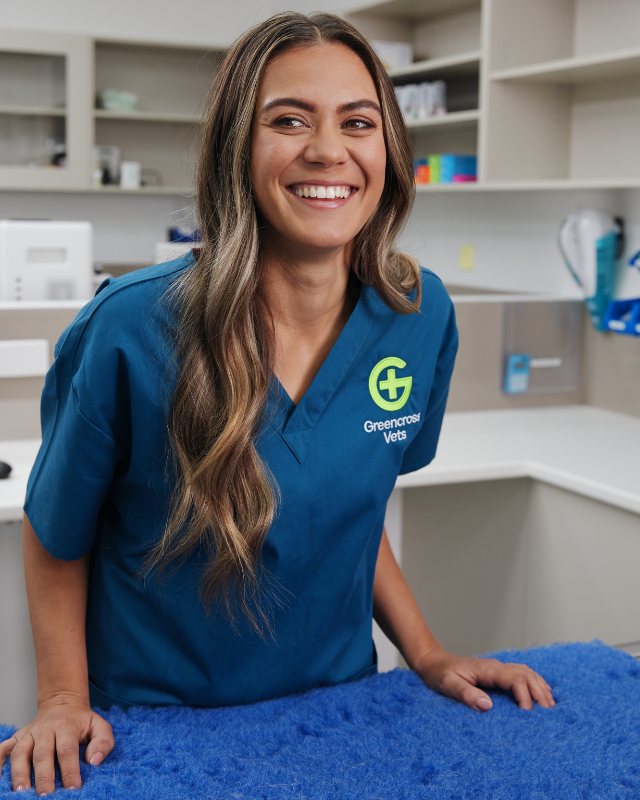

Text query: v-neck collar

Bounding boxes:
[266,281,377,463]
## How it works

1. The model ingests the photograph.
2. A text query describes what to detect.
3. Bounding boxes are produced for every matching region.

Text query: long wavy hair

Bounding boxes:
[137,11,421,640]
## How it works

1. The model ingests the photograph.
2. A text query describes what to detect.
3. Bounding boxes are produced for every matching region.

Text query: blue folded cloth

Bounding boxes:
[2,640,639,798]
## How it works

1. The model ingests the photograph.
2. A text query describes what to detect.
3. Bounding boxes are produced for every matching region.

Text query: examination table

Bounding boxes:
[1,640,638,798]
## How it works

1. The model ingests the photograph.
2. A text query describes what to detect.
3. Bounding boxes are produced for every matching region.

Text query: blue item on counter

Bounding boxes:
[168,226,200,242]
[603,298,640,336]
[629,250,640,269]
[1,641,638,799]
[504,353,531,394]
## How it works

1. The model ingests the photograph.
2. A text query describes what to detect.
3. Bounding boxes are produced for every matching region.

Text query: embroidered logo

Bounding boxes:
[369,357,412,411]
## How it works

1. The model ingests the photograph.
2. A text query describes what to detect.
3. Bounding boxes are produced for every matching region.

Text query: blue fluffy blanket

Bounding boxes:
[2,641,639,798]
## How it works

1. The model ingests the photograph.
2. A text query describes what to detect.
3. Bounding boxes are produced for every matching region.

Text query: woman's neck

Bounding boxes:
[260,239,360,404]
[260,241,357,336]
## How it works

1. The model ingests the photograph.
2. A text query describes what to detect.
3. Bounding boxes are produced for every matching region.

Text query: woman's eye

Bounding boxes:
[344,118,375,130]
[274,116,305,128]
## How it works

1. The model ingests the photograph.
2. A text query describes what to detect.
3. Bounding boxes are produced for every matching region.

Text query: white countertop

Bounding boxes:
[397,405,640,515]
[1,406,639,523]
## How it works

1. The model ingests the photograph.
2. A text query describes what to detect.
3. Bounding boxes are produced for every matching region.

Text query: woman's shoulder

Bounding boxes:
[416,266,453,312]
[54,254,193,365]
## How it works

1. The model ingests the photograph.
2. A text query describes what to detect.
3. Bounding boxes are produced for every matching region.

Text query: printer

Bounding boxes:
[0,220,93,301]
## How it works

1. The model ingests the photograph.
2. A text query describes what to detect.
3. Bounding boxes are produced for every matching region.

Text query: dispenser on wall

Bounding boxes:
[557,209,624,331]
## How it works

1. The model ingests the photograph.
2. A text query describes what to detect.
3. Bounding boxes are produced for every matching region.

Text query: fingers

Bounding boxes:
[54,723,82,790]
[0,731,22,770]
[440,672,493,713]
[478,659,556,710]
[9,730,37,793]
[84,713,115,769]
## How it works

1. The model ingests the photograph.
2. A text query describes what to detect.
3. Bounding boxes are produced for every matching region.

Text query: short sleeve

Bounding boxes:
[399,297,458,475]
[24,323,126,561]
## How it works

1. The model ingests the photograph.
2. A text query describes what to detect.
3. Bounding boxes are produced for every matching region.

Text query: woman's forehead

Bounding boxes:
[257,43,379,107]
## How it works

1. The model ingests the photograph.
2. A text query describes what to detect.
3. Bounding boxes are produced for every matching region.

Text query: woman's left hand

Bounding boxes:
[413,645,556,712]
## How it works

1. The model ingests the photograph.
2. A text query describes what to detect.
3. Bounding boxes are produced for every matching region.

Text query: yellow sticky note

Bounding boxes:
[458,244,475,270]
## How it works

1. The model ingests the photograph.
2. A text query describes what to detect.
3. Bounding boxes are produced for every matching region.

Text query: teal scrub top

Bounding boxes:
[24,253,458,711]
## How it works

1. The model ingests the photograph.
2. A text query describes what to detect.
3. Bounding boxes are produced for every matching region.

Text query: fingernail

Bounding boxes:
[90,752,103,766]
[16,786,25,792]
[476,697,492,710]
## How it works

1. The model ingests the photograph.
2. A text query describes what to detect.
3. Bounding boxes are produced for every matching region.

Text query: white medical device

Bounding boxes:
[557,209,624,331]
[0,220,93,302]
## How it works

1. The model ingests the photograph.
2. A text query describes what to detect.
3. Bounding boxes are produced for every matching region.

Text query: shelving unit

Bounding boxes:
[347,0,640,190]
[0,32,221,193]
[92,41,221,193]
[2,2,640,194]
[348,0,481,177]
[482,0,640,186]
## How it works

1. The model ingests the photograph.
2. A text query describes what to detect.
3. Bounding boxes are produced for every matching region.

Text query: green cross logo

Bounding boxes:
[369,357,412,411]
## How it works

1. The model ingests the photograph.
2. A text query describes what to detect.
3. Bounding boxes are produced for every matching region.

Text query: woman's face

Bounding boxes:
[250,42,387,258]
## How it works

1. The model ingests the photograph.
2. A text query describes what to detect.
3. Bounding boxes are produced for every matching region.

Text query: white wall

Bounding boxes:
[401,188,640,298]
[0,0,353,49]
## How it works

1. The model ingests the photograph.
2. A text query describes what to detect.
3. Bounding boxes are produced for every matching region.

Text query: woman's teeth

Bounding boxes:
[291,185,352,199]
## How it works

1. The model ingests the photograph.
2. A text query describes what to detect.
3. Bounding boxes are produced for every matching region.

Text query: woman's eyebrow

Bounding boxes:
[261,98,316,114]
[337,100,382,114]
[261,98,382,115]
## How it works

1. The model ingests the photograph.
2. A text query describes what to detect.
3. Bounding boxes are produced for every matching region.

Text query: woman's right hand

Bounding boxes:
[0,692,114,794]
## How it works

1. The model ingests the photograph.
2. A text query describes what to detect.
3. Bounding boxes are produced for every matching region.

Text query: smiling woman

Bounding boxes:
[1,11,554,796]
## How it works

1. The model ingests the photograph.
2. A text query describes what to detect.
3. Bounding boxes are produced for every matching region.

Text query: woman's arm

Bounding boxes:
[23,513,92,708]
[373,526,555,711]
[0,514,114,794]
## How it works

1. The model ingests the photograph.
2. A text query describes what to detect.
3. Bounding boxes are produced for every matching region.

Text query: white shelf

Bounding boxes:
[0,105,66,117]
[91,185,193,195]
[389,50,481,81]
[0,300,88,311]
[405,109,479,130]
[416,177,640,192]
[94,109,199,124]
[0,184,193,195]
[491,47,640,85]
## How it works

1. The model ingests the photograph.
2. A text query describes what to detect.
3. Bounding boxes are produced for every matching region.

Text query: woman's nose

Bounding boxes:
[303,122,348,167]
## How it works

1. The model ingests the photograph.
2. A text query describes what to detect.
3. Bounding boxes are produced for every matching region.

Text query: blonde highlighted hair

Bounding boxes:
[137,11,421,639]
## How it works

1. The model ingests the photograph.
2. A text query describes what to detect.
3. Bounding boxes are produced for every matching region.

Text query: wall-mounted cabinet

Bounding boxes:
[0,29,92,190]
[0,32,222,194]
[348,0,640,191]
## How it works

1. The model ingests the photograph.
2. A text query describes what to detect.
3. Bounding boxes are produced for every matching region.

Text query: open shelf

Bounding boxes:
[405,109,479,130]
[0,105,65,117]
[389,50,480,82]
[91,184,192,195]
[93,109,199,124]
[492,47,640,85]
[416,177,640,192]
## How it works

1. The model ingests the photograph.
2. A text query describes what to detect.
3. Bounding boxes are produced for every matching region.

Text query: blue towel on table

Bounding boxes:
[1,640,639,798]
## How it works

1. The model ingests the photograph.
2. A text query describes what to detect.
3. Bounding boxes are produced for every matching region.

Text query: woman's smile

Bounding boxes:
[287,180,357,207]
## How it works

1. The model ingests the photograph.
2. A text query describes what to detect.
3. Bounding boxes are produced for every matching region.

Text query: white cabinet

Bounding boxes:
[0,29,92,190]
